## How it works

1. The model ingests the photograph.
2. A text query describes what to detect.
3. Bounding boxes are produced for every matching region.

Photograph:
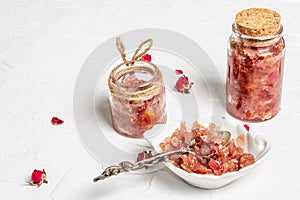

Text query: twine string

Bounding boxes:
[131,38,153,61]
[115,37,153,62]
[116,37,127,62]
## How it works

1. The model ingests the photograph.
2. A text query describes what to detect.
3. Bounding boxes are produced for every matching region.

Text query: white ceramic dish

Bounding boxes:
[148,119,271,189]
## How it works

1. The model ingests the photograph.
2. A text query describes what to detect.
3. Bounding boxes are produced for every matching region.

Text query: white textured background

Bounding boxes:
[0,0,299,199]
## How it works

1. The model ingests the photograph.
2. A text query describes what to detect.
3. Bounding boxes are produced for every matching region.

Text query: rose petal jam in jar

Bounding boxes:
[226,8,285,122]
[108,60,167,138]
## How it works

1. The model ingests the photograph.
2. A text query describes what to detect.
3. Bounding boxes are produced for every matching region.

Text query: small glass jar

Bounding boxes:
[108,60,167,138]
[226,8,285,122]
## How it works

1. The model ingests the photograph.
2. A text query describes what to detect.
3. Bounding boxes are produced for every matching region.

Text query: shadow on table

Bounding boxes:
[83,169,224,199]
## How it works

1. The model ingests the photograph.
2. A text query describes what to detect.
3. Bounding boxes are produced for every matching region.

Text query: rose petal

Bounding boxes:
[51,117,64,125]
[141,54,152,62]
[137,152,145,162]
[182,76,189,85]
[175,69,183,75]
[175,79,184,92]
[243,124,250,131]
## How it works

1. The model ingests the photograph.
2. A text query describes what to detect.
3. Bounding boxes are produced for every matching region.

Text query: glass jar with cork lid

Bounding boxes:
[226,8,285,122]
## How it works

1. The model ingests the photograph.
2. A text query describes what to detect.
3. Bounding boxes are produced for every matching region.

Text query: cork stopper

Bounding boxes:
[235,8,281,37]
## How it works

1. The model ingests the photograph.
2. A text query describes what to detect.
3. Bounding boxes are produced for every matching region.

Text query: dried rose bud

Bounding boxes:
[51,117,64,125]
[137,151,153,162]
[141,54,152,62]
[175,75,193,93]
[27,169,48,187]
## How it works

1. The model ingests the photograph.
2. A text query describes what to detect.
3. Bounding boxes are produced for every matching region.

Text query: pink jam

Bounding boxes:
[108,61,166,138]
[160,121,255,175]
[226,37,285,122]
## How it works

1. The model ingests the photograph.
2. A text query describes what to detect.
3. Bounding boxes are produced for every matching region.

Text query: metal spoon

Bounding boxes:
[93,130,231,182]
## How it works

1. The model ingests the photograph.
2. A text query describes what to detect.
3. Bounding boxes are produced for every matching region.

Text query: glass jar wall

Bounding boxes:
[108,60,167,138]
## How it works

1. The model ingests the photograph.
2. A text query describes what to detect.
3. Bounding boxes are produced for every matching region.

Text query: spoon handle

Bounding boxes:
[93,148,193,182]
[93,130,231,182]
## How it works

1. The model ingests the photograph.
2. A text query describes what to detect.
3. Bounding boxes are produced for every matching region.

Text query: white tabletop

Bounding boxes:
[1,0,299,199]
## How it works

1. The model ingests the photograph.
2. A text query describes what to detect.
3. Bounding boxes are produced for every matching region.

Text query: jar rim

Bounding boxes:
[109,60,161,89]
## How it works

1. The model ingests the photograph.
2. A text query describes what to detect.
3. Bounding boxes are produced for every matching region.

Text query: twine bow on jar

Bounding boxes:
[115,37,153,63]
[108,37,163,100]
